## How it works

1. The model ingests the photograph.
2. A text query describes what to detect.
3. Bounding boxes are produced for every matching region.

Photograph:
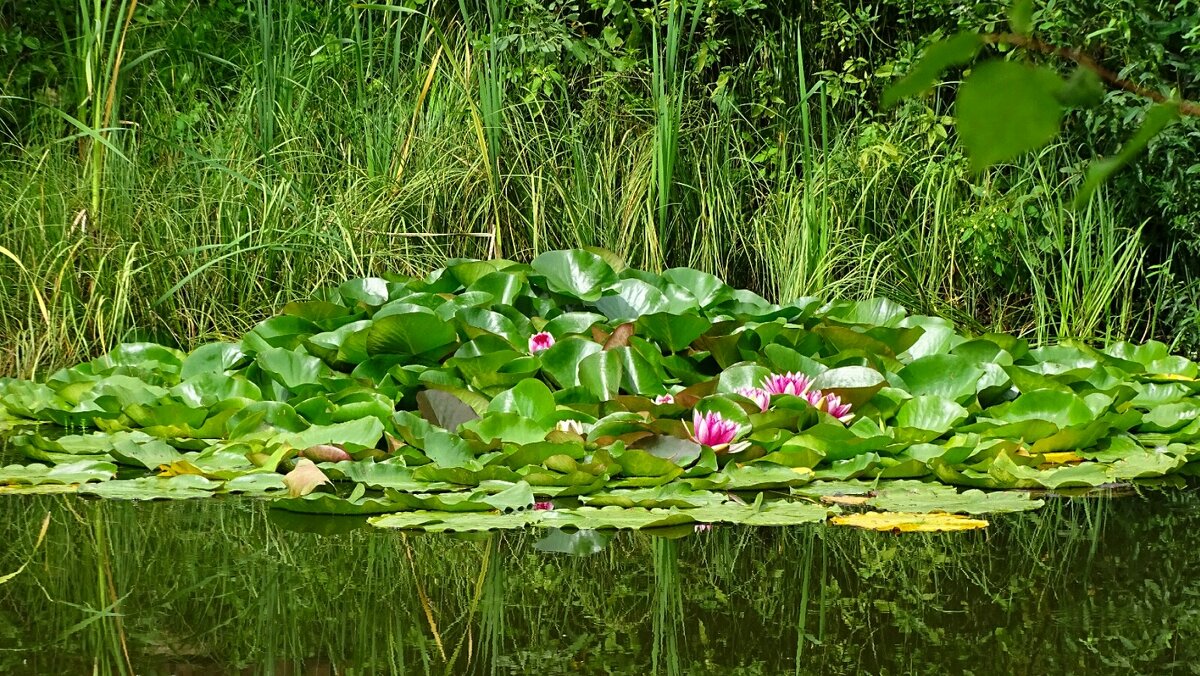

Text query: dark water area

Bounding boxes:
[1,486,1199,675]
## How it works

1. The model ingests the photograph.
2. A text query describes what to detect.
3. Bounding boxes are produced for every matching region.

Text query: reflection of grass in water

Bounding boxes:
[0,498,448,673]
[651,537,682,676]
[0,493,1199,673]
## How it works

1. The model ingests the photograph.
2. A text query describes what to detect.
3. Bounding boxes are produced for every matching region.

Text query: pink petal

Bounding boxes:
[528,332,555,353]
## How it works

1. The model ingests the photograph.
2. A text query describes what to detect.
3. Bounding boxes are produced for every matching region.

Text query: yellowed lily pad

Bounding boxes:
[831,511,989,532]
[1038,451,1084,465]
[821,494,870,506]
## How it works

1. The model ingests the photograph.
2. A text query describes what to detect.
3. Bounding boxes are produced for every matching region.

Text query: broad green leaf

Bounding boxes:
[898,354,984,402]
[457,307,523,346]
[661,268,732,307]
[256,348,327,390]
[180,343,247,378]
[0,460,116,485]
[811,366,886,408]
[338,277,390,306]
[542,312,607,337]
[79,475,220,500]
[531,250,618,301]
[868,482,1043,514]
[370,510,543,532]
[273,492,399,515]
[243,316,320,352]
[489,379,557,425]
[636,313,711,352]
[988,390,1095,428]
[594,279,669,321]
[823,297,907,326]
[461,413,548,445]
[1009,0,1034,35]
[581,484,721,509]
[637,436,703,466]
[544,506,695,530]
[422,430,477,468]
[366,312,458,358]
[882,32,984,107]
[615,449,686,478]
[957,60,1065,171]
[578,349,623,401]
[278,418,384,451]
[108,434,185,470]
[895,396,970,435]
[481,481,535,511]
[539,337,602,389]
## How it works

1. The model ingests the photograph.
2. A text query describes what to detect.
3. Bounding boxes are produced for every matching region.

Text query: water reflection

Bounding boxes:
[0,491,1197,674]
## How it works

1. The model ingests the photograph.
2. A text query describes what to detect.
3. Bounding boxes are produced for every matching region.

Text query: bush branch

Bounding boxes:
[984,32,1200,117]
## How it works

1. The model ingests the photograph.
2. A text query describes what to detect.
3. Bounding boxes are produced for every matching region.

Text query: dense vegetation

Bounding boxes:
[1,0,1198,377]
[4,251,1200,530]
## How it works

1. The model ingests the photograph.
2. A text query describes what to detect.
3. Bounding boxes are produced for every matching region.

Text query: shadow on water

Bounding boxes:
[0,489,1199,674]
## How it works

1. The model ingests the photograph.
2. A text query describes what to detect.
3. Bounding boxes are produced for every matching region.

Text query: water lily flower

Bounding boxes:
[735,386,771,412]
[694,524,713,533]
[820,393,854,424]
[691,410,741,447]
[528,331,555,353]
[533,501,554,511]
[803,388,824,408]
[762,371,813,396]
[554,419,585,435]
[653,393,675,405]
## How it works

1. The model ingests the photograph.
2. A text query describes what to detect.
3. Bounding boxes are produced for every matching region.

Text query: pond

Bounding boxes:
[1,489,1198,675]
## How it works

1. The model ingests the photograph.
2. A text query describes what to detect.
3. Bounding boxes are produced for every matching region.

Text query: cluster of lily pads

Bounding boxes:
[1,249,1198,532]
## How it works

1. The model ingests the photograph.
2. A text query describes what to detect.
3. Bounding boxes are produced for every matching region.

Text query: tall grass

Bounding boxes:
[0,2,1168,376]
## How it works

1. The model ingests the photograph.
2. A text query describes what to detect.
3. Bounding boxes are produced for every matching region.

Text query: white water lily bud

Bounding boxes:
[555,419,585,435]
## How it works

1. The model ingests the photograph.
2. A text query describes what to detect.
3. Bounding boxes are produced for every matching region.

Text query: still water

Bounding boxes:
[0,488,1197,675]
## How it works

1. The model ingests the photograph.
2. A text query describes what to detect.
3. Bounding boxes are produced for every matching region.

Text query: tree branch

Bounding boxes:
[983,32,1200,117]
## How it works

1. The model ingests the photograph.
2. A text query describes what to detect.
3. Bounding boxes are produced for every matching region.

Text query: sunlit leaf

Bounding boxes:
[831,511,989,531]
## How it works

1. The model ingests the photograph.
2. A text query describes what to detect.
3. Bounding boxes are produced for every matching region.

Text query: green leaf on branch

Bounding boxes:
[882,32,983,107]
[1009,0,1034,36]
[957,60,1064,171]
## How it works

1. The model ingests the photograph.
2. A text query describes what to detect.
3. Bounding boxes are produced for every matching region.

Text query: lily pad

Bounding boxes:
[831,511,989,532]
[867,483,1044,514]
[79,475,221,500]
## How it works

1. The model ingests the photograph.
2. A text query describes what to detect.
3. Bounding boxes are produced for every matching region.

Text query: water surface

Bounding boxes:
[1,488,1198,675]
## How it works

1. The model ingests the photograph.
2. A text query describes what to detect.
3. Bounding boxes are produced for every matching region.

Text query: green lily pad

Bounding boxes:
[0,460,116,485]
[370,510,544,532]
[867,482,1045,514]
[79,474,221,500]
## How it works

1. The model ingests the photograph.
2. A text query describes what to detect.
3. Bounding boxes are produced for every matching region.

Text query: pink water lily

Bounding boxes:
[533,501,554,511]
[694,523,713,533]
[528,331,555,353]
[735,386,771,412]
[820,393,854,423]
[803,388,824,408]
[691,410,741,447]
[762,371,813,396]
[653,393,675,405]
